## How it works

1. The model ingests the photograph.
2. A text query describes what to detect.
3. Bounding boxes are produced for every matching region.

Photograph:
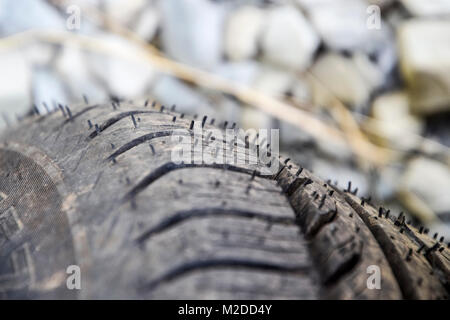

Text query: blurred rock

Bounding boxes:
[0,0,64,36]
[152,75,216,117]
[398,20,450,115]
[312,159,370,196]
[375,164,401,200]
[383,3,411,30]
[424,113,450,147]
[212,95,242,127]
[366,0,395,8]
[32,67,69,113]
[279,121,311,146]
[101,58,155,100]
[57,45,109,103]
[369,91,423,150]
[160,0,226,70]
[307,0,367,51]
[310,53,383,109]
[22,43,57,67]
[214,61,259,86]
[306,0,390,52]
[373,38,397,78]
[400,0,450,17]
[304,0,397,77]
[253,66,293,98]
[354,52,385,87]
[105,0,147,27]
[315,137,354,163]
[294,0,323,10]
[224,6,265,61]
[0,52,31,127]
[261,6,319,71]
[241,107,273,131]
[132,5,160,41]
[289,76,312,105]
[84,35,157,100]
[427,222,450,242]
[400,157,450,215]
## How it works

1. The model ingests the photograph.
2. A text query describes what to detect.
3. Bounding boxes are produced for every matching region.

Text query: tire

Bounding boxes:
[0,100,448,299]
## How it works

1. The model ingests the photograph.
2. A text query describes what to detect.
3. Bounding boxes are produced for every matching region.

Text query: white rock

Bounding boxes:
[307,0,368,51]
[400,157,450,215]
[310,53,383,109]
[279,120,312,146]
[32,68,69,113]
[366,0,395,8]
[294,0,328,10]
[241,107,273,131]
[374,37,397,76]
[159,0,226,70]
[306,0,393,57]
[369,91,423,150]
[105,0,147,26]
[224,6,265,61]
[315,138,354,163]
[0,0,65,36]
[353,53,385,90]
[261,6,319,71]
[132,6,160,41]
[214,61,259,86]
[103,58,156,99]
[427,223,450,240]
[253,66,294,98]
[400,0,450,17]
[213,96,242,128]
[56,44,109,103]
[375,165,401,200]
[151,75,215,117]
[22,42,56,67]
[398,20,450,114]
[289,76,312,104]
[0,52,31,128]
[85,35,157,99]
[312,159,370,196]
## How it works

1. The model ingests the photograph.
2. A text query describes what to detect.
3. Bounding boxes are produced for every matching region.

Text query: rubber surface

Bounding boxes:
[0,100,448,299]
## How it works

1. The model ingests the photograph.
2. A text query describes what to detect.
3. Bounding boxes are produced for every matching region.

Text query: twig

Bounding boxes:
[306,71,392,168]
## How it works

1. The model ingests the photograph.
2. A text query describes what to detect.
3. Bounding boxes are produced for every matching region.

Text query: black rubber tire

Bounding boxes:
[0,100,448,299]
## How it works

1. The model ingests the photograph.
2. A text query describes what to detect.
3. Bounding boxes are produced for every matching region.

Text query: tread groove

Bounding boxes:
[123,162,271,202]
[61,105,99,125]
[135,207,296,245]
[88,110,160,139]
[106,130,175,161]
[139,259,311,292]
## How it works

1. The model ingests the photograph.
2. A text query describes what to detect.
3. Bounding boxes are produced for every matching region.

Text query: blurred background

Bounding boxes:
[0,0,449,237]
